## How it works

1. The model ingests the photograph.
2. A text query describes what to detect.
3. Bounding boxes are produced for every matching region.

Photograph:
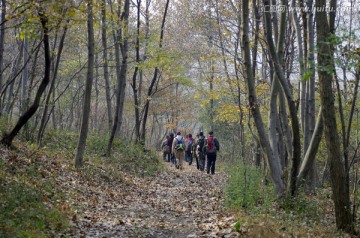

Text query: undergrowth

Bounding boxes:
[224,164,274,210]
[0,127,163,237]
[106,142,163,177]
[0,148,69,238]
[224,162,360,237]
[41,129,162,177]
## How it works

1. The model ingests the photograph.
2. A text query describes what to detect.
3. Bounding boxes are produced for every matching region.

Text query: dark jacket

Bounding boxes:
[167,135,174,153]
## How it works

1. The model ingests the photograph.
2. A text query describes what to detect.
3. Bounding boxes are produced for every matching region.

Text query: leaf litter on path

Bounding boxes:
[69,161,238,238]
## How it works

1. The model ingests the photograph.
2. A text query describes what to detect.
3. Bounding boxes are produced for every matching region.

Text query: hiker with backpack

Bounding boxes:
[172,131,185,170]
[204,131,220,174]
[196,132,206,171]
[167,133,175,164]
[162,135,170,161]
[185,134,195,166]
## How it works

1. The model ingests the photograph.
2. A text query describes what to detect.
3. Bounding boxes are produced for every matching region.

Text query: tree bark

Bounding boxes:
[37,22,68,146]
[315,0,353,232]
[297,107,323,185]
[75,1,95,168]
[0,0,6,113]
[268,0,287,171]
[131,0,141,143]
[21,37,29,114]
[304,0,317,190]
[101,0,113,132]
[106,0,130,156]
[291,0,306,135]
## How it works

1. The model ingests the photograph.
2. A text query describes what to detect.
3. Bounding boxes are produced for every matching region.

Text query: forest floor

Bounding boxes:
[1,143,357,238]
[67,161,239,238]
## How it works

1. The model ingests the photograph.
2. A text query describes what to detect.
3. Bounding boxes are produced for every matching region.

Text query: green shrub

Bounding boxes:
[41,130,118,157]
[0,162,68,237]
[224,164,274,210]
[107,142,163,177]
[42,130,78,151]
[280,195,320,222]
[0,116,8,135]
[86,133,110,154]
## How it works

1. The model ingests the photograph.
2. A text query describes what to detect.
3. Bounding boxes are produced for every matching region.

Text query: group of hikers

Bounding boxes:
[161,131,220,174]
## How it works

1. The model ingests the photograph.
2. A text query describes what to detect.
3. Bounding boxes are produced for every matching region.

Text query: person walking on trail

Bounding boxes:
[172,131,185,170]
[196,132,206,171]
[167,133,175,163]
[204,131,220,174]
[162,135,170,161]
[184,134,189,162]
[192,133,200,170]
[185,134,195,166]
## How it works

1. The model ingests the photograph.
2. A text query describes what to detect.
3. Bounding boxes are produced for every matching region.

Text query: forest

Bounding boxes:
[0,0,359,237]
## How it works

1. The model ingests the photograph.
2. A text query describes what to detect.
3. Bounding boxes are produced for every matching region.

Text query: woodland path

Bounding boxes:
[70,161,238,238]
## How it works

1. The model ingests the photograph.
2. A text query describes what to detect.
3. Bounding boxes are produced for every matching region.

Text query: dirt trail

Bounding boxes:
[70,161,238,238]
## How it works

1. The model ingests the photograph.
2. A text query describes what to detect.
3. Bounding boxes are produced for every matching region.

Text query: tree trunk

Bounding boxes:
[106,0,130,156]
[291,0,306,133]
[0,0,6,113]
[131,0,141,143]
[268,0,287,172]
[209,61,214,132]
[101,0,113,132]
[37,23,68,146]
[94,53,99,130]
[75,1,95,168]
[315,0,353,232]
[1,11,50,147]
[263,0,301,196]
[303,0,317,190]
[21,37,29,114]
[242,0,285,195]
[297,107,323,185]
[140,0,170,143]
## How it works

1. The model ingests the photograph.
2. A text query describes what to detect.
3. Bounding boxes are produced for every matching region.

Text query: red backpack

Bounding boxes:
[207,136,216,154]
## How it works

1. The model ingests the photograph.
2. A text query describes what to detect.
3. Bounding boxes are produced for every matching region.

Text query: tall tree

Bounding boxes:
[106,0,130,156]
[268,0,287,174]
[75,0,95,168]
[140,0,170,143]
[263,0,301,196]
[315,0,353,232]
[131,0,142,143]
[242,0,285,195]
[101,0,113,132]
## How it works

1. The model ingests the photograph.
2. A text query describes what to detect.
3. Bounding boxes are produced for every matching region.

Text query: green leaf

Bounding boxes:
[233,221,241,231]
[301,71,312,81]
[19,31,25,40]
